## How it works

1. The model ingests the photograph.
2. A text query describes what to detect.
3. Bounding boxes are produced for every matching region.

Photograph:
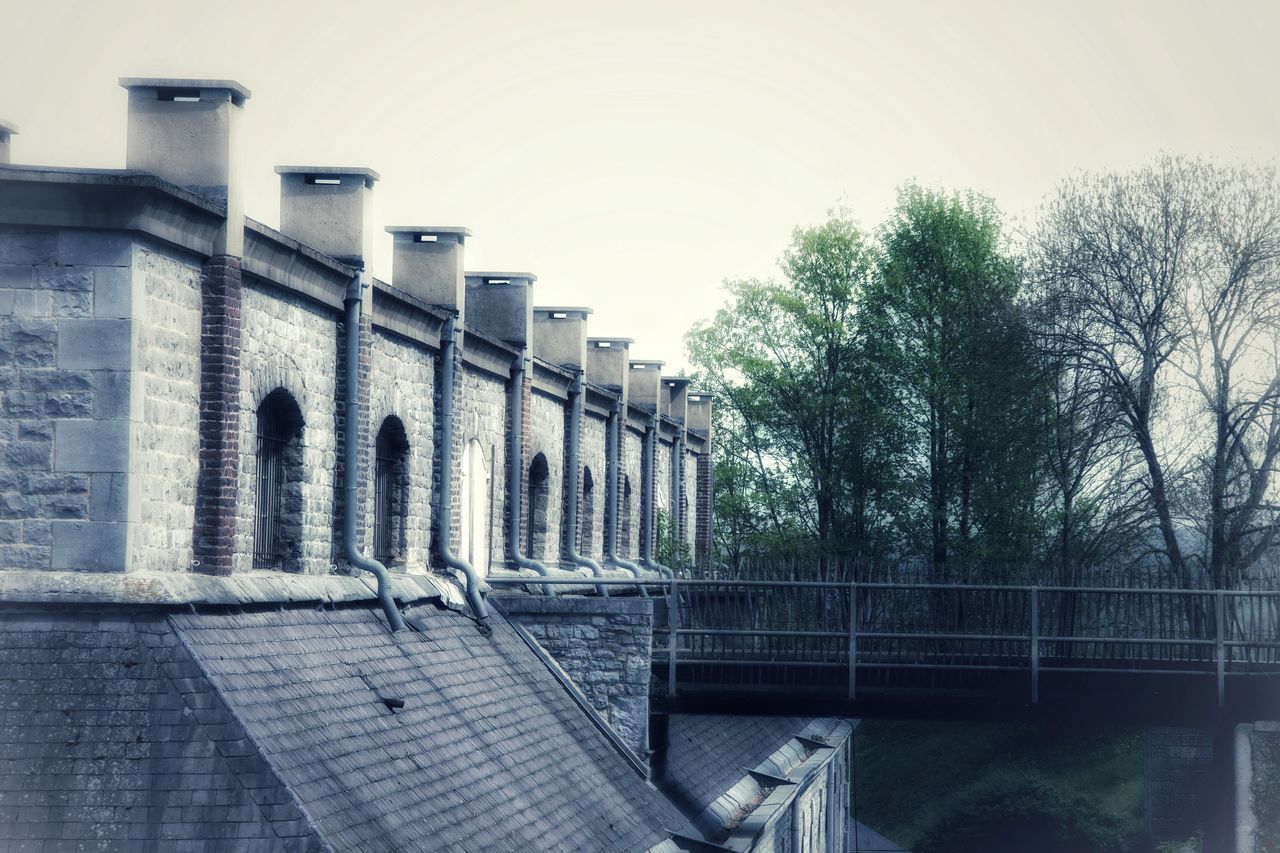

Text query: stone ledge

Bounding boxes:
[0,569,462,609]
[494,590,654,616]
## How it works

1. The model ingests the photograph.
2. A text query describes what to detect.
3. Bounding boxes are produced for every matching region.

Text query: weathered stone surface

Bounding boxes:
[497,593,654,756]
[57,318,130,369]
[57,230,134,267]
[51,520,127,571]
[54,419,128,472]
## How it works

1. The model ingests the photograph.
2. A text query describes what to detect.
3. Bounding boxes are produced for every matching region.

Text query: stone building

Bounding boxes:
[0,78,851,851]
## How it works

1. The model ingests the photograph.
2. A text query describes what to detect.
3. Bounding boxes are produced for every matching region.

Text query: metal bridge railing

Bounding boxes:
[487,576,1280,707]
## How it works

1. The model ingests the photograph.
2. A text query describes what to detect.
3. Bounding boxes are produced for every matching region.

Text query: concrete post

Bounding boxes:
[464,272,536,348]
[0,120,18,165]
[386,226,471,321]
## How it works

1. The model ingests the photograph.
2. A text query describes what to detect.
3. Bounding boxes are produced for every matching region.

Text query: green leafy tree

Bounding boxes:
[687,212,904,575]
[867,185,1044,578]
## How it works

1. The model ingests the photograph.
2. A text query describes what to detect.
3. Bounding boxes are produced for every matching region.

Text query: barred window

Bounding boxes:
[527,453,550,562]
[253,389,304,571]
[373,416,410,566]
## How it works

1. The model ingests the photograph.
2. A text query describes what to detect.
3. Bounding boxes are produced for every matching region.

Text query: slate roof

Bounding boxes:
[653,714,814,820]
[169,602,688,852]
[0,610,322,852]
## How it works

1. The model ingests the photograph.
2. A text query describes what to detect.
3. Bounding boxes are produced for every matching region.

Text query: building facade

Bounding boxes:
[0,78,850,852]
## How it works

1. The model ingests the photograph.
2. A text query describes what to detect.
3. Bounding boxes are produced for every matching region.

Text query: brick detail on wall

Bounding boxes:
[695,451,713,569]
[1144,726,1214,842]
[193,254,242,576]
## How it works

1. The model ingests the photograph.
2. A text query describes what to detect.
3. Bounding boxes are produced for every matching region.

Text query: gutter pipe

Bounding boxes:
[343,273,405,633]
[566,371,608,596]
[670,430,684,560]
[508,348,553,595]
[604,399,644,584]
[437,313,491,622]
[640,412,674,579]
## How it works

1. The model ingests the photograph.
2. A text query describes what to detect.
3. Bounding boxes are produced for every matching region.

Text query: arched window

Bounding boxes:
[460,439,490,573]
[373,416,409,566]
[253,388,304,571]
[620,475,632,555]
[580,466,595,559]
[528,453,550,562]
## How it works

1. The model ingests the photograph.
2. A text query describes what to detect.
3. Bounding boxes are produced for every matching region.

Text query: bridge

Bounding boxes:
[491,577,1280,725]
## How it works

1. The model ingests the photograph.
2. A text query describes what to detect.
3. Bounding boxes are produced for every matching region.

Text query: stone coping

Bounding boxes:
[465,271,537,282]
[386,225,472,237]
[119,78,252,102]
[0,569,463,609]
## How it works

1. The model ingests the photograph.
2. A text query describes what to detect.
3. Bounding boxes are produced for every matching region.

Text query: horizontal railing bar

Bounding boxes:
[487,577,670,586]
[675,628,848,639]
[856,631,1027,642]
[1037,635,1217,646]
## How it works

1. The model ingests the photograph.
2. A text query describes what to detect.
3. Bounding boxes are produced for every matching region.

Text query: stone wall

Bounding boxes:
[528,389,566,564]
[235,281,339,575]
[621,425,644,561]
[365,328,435,571]
[457,364,509,573]
[130,241,203,573]
[1145,726,1214,842]
[0,226,142,574]
[497,594,652,757]
[683,446,698,549]
[580,410,607,561]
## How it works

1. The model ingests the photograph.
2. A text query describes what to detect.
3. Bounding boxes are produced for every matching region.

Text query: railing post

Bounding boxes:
[1215,589,1226,707]
[848,580,858,702]
[1030,586,1040,705]
[667,575,679,698]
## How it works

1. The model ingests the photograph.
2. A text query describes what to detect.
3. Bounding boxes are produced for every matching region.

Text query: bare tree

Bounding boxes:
[1034,157,1280,589]
[1179,164,1280,588]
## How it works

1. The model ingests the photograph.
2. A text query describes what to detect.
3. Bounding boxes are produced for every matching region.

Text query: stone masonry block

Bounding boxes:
[89,473,129,522]
[58,231,134,267]
[0,265,34,289]
[51,520,127,571]
[0,230,56,265]
[54,420,128,472]
[36,266,93,293]
[92,266,133,319]
[57,319,131,370]
[92,370,130,420]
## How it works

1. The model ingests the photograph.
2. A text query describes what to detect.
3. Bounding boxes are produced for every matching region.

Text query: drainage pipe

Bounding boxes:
[640,412,674,579]
[604,398,643,580]
[566,371,608,596]
[343,273,405,633]
[508,348,553,595]
[437,313,490,622]
[670,431,684,562]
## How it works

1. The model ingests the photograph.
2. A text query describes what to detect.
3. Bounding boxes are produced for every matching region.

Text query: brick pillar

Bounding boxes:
[695,452,713,569]
[519,375,532,559]
[193,255,243,576]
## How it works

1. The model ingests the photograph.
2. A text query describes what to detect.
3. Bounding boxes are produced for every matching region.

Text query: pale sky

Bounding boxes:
[3,0,1278,372]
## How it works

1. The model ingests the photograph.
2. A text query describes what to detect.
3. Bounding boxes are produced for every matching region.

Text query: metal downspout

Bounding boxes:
[640,413,674,579]
[437,313,491,622]
[604,398,643,580]
[670,431,683,565]
[508,348,553,595]
[342,273,406,633]
[566,371,608,596]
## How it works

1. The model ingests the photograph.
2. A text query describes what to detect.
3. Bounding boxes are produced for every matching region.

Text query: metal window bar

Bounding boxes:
[373,452,395,563]
[253,408,288,569]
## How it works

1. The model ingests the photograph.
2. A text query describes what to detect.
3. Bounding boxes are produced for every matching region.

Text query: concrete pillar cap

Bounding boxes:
[386,226,471,243]
[534,306,592,320]
[589,337,634,348]
[467,271,537,284]
[119,78,251,106]
[275,165,379,189]
[0,120,19,137]
[629,360,664,369]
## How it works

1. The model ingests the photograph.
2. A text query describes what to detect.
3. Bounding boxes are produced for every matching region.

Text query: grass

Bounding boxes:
[851,719,1146,853]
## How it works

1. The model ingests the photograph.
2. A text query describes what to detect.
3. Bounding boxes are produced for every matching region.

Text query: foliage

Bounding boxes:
[654,508,692,571]
[851,720,1144,853]
[687,211,905,573]
[868,185,1046,576]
